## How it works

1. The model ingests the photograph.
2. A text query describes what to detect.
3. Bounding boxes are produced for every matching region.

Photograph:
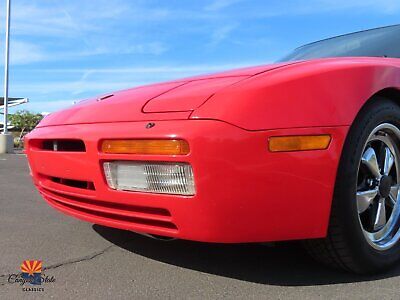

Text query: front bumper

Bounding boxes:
[25,120,348,243]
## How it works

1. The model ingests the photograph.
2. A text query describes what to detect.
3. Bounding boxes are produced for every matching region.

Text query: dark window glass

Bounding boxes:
[278,25,400,62]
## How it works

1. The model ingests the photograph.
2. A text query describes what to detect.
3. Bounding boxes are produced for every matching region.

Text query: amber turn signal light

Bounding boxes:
[269,135,331,152]
[101,139,190,155]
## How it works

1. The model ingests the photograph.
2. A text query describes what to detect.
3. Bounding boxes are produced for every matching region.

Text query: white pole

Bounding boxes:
[3,0,11,134]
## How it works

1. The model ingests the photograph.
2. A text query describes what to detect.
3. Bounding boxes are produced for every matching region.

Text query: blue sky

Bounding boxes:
[0,0,400,113]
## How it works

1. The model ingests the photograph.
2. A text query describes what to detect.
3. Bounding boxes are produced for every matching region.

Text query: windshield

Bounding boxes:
[278,25,400,62]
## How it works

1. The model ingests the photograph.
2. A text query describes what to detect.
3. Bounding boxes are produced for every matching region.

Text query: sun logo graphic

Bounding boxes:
[21,260,42,285]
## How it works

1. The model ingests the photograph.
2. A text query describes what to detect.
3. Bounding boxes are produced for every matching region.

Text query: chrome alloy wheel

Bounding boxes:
[357,123,400,250]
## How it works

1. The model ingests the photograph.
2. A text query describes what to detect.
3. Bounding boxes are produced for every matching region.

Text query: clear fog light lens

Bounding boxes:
[103,161,195,195]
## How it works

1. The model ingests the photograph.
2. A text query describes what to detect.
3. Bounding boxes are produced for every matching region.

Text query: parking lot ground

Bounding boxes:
[1,154,400,299]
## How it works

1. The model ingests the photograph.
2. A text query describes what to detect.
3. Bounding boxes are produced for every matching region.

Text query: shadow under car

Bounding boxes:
[92,224,400,286]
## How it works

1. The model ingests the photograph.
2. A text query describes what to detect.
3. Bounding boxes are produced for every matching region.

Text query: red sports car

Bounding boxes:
[26,25,400,274]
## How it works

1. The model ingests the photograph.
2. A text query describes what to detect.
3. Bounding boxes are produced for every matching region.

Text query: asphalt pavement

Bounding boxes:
[1,154,400,299]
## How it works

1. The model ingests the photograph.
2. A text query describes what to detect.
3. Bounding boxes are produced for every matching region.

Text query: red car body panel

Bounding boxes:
[26,120,347,243]
[37,62,297,127]
[25,57,400,243]
[38,81,191,126]
[143,76,249,113]
[193,57,400,130]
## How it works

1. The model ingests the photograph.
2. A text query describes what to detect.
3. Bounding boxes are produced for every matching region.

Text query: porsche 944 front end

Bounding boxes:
[25,61,349,243]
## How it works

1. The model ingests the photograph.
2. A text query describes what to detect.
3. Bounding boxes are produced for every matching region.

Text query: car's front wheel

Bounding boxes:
[304,97,400,274]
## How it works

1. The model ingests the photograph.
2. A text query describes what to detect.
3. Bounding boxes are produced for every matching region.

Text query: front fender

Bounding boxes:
[192,57,400,130]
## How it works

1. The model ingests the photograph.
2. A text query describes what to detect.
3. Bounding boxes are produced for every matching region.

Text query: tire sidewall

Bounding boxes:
[335,97,400,273]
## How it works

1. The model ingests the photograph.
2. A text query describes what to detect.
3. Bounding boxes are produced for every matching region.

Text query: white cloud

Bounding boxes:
[0,41,169,66]
[1,1,399,38]
[204,0,400,18]
[316,0,400,14]
[22,100,76,113]
[0,0,170,65]
[9,62,265,110]
[10,41,46,65]
[205,0,243,11]
[78,42,169,57]
[209,24,238,47]
[29,63,264,76]
[0,0,127,36]
[11,81,146,95]
[241,0,400,17]
[0,40,47,65]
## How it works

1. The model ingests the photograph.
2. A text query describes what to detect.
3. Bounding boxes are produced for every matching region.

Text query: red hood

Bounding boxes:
[38,62,292,127]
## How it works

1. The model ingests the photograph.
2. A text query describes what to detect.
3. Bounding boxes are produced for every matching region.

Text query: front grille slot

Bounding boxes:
[47,189,170,216]
[50,176,95,190]
[53,200,177,230]
[40,139,86,152]
[39,187,177,232]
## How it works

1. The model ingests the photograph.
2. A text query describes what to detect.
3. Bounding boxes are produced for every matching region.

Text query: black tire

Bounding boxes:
[304,96,400,274]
